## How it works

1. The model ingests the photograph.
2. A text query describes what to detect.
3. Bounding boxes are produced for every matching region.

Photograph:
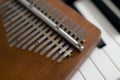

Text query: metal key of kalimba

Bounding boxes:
[0,0,101,80]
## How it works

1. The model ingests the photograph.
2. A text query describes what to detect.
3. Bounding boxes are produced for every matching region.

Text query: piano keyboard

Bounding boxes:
[0,0,88,62]
[72,0,120,80]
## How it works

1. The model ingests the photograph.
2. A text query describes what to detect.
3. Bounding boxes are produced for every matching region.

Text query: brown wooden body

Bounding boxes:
[0,0,101,80]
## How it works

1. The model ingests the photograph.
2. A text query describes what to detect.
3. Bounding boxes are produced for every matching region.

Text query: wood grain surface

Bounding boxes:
[0,0,101,80]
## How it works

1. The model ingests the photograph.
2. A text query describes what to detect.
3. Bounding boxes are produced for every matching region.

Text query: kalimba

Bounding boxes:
[0,0,100,80]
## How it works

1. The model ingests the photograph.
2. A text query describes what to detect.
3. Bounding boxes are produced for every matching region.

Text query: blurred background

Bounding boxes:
[62,0,120,80]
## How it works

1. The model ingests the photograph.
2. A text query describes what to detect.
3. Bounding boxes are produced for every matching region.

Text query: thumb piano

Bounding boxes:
[0,0,100,80]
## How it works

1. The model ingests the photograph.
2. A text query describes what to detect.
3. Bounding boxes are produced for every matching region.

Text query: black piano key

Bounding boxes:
[111,0,120,10]
[91,0,120,33]
[97,39,106,49]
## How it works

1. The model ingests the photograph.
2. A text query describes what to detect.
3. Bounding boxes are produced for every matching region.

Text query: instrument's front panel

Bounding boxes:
[0,0,100,80]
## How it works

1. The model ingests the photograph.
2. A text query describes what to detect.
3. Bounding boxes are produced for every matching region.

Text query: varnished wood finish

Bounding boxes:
[0,0,101,80]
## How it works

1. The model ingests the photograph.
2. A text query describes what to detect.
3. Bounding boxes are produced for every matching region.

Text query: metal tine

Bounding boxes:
[3,3,21,18]
[43,3,55,20]
[46,41,66,58]
[78,31,87,43]
[57,16,68,28]
[8,16,36,42]
[41,37,62,56]
[10,18,39,47]
[57,48,74,62]
[43,3,52,17]
[40,3,49,14]
[4,7,26,27]
[6,11,31,37]
[0,0,14,14]
[22,26,49,49]
[28,28,52,51]
[5,10,28,32]
[34,0,45,8]
[3,3,20,19]
[17,22,43,48]
[40,34,58,55]
[69,25,79,37]
[62,19,72,30]
[65,21,76,33]
[52,44,70,60]
[76,27,87,42]
[53,10,64,23]
[34,31,55,53]
[31,0,46,11]
[4,7,27,28]
[73,26,80,40]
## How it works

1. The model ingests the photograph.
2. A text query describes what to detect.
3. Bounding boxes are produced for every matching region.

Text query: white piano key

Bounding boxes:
[71,71,85,80]
[52,44,70,60]
[41,37,61,56]
[57,48,73,62]
[75,0,120,70]
[39,34,58,55]
[34,31,54,53]
[46,41,66,58]
[79,58,105,80]
[8,16,36,42]
[22,25,48,49]
[90,48,120,80]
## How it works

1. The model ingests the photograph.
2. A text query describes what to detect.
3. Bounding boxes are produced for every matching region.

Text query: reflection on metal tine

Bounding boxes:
[40,34,58,55]
[34,31,54,53]
[57,48,73,62]
[41,37,61,56]
[46,41,65,58]
[52,44,69,60]
[22,26,48,49]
